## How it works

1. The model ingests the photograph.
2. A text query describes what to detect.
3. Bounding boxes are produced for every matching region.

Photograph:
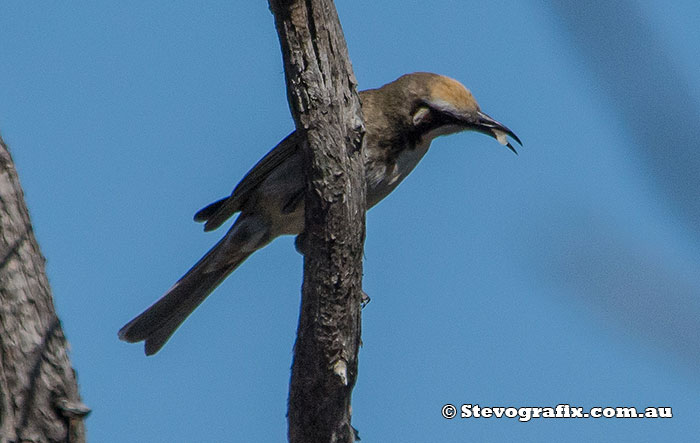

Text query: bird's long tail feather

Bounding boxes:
[118,238,253,355]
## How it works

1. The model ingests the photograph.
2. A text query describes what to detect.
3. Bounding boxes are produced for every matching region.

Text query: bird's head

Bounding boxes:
[386,72,521,154]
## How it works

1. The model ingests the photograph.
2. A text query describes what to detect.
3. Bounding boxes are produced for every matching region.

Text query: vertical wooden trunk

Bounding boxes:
[267,1,366,441]
[0,135,88,442]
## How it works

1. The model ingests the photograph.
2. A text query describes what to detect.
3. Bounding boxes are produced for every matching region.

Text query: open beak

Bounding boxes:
[473,111,522,155]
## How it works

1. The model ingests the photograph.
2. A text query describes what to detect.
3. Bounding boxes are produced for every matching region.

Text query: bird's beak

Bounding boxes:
[471,111,522,155]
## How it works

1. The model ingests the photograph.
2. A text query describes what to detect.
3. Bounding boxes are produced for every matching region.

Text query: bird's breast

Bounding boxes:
[366,140,430,208]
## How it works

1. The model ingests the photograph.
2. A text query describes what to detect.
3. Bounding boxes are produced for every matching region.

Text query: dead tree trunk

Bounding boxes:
[0,134,89,442]
[267,1,366,442]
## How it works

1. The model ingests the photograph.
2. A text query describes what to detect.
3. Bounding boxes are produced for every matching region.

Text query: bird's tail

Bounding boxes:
[118,237,253,355]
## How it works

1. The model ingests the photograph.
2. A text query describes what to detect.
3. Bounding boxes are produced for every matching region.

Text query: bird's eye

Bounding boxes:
[412,106,431,126]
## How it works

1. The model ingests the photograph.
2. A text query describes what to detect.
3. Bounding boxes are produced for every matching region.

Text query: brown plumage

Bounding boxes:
[118,72,521,355]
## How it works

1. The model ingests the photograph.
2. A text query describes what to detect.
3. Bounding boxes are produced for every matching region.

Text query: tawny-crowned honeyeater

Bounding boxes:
[118,72,521,355]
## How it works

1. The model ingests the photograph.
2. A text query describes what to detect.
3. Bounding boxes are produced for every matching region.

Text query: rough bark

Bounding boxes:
[267,1,366,442]
[0,134,89,442]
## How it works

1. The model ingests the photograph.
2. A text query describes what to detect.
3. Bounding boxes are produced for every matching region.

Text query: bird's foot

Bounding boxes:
[361,290,371,308]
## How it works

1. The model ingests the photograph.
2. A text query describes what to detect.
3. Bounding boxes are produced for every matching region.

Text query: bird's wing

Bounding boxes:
[196,131,302,231]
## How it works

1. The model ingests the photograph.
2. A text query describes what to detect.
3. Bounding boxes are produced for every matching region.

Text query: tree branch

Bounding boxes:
[0,134,89,442]
[267,1,366,441]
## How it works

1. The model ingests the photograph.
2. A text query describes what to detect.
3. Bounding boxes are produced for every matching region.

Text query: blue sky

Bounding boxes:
[2,1,699,441]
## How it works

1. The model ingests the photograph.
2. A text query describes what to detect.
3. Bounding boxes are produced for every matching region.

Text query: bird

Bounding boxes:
[118,72,521,355]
